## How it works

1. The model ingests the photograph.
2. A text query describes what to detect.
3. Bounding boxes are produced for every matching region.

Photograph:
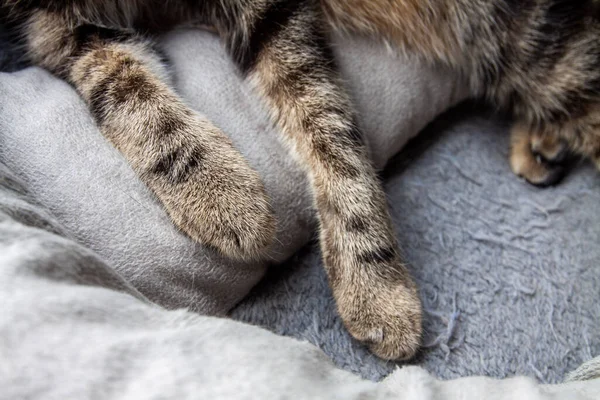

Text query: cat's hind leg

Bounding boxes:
[24,10,275,260]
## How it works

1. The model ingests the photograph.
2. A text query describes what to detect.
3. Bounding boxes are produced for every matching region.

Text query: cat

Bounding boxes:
[1,0,598,362]
[324,0,600,187]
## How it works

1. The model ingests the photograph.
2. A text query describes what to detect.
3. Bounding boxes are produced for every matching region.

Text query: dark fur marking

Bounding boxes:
[275,26,337,85]
[88,73,117,124]
[74,24,132,48]
[150,149,178,177]
[86,58,135,123]
[312,134,360,179]
[232,0,306,73]
[358,246,396,265]
[346,215,369,233]
[155,111,187,137]
[151,145,204,184]
[523,1,585,71]
[111,69,156,104]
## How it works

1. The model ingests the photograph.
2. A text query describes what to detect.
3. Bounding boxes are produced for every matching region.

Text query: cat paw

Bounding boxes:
[510,123,571,187]
[335,263,422,360]
[143,123,276,261]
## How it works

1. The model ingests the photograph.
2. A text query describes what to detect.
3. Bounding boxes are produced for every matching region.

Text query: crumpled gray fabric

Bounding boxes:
[1,160,599,399]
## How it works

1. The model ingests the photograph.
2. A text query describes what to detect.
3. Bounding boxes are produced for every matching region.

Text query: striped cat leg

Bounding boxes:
[24,10,275,260]
[227,2,422,360]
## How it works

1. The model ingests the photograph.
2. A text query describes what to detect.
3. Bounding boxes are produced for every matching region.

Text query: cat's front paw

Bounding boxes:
[172,162,275,261]
[345,284,422,360]
[334,259,422,360]
[143,124,276,261]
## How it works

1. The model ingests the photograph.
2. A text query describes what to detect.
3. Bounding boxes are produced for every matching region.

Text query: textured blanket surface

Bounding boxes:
[2,155,599,399]
[233,108,600,382]
[0,25,598,391]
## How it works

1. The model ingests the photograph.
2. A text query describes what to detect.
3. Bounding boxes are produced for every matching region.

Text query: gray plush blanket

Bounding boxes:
[2,163,599,399]
[1,26,599,397]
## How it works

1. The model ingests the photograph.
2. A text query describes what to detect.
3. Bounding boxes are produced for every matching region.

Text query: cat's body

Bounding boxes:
[325,0,600,186]
[2,0,598,360]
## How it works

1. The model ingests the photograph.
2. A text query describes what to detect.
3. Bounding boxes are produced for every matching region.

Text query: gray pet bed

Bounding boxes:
[1,24,598,393]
